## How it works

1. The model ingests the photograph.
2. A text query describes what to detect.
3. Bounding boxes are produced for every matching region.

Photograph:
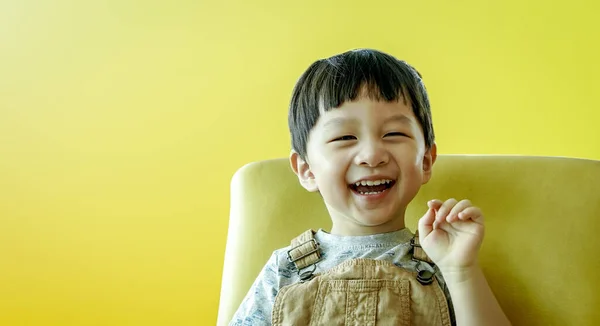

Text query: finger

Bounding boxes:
[458,206,484,224]
[435,198,457,227]
[418,207,436,238]
[446,199,472,223]
[427,200,443,229]
[427,199,443,210]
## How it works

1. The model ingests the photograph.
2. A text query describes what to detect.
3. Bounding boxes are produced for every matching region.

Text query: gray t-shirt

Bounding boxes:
[229,228,455,325]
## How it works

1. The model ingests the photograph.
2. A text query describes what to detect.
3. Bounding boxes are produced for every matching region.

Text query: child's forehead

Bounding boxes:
[315,99,417,130]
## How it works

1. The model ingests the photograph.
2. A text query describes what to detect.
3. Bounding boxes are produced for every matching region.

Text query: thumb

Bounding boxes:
[418,206,435,239]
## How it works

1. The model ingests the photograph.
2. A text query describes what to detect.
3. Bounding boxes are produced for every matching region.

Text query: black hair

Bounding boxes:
[288,48,434,159]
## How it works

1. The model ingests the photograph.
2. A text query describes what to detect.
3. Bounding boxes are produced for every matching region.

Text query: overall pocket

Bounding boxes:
[310,279,411,326]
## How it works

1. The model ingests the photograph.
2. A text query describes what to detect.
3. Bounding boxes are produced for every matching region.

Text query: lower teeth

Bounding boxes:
[359,191,383,195]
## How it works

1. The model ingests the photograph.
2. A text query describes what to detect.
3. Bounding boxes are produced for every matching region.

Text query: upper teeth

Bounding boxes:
[355,179,392,186]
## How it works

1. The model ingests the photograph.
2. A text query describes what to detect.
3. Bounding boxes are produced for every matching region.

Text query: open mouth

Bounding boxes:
[349,179,396,195]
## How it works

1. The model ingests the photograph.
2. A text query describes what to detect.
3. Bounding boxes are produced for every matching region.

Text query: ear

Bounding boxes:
[290,150,319,192]
[422,143,437,184]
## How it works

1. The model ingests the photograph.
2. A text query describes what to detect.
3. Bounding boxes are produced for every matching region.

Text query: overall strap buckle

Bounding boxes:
[410,230,436,285]
[287,230,321,282]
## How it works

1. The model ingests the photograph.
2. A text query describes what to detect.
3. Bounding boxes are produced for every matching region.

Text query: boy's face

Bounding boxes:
[291,95,436,235]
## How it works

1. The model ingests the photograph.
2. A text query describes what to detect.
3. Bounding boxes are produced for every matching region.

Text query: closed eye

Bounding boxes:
[332,135,357,141]
[384,132,408,137]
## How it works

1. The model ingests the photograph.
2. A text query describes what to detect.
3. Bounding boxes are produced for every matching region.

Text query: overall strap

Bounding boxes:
[286,229,321,271]
[410,230,437,285]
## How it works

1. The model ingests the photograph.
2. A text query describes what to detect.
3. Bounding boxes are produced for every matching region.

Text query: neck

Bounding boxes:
[329,217,406,236]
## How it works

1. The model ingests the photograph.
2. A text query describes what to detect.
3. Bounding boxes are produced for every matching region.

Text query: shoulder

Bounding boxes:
[270,246,298,282]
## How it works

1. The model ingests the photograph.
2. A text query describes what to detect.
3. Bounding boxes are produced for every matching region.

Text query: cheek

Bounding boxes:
[391,145,418,163]
[313,145,345,166]
[312,152,349,184]
[395,150,425,175]
[400,161,425,183]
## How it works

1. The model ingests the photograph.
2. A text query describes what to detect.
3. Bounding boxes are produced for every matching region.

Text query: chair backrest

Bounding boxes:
[217,155,600,326]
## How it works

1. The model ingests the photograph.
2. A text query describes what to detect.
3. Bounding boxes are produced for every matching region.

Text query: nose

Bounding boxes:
[354,138,389,167]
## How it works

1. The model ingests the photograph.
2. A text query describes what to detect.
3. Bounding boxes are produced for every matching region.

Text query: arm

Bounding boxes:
[419,199,511,326]
[229,252,280,326]
[442,265,511,326]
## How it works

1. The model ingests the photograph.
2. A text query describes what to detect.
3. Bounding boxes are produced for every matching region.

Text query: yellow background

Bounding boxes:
[1,0,598,325]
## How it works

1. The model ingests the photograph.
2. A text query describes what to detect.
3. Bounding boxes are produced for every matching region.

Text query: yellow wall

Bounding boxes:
[1,0,598,325]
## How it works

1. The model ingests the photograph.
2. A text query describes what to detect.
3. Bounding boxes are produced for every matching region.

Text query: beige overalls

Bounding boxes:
[271,230,452,326]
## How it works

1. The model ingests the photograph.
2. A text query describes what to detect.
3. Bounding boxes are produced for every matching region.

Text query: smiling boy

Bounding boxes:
[230,49,510,326]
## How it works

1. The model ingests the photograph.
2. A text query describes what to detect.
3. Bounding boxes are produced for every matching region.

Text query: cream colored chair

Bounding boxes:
[218,155,600,326]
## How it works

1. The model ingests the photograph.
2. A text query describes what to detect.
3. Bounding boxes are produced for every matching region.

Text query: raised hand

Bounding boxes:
[417,198,485,271]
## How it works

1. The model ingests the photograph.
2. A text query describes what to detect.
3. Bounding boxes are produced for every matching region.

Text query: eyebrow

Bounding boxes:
[322,114,413,130]
[386,114,413,125]
[322,117,358,129]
